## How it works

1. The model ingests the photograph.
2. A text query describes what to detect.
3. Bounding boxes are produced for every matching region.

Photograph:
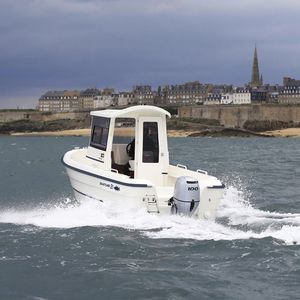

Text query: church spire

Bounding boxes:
[250,46,262,87]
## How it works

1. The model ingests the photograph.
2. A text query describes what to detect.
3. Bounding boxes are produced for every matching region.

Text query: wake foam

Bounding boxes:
[0,187,299,245]
[218,186,300,226]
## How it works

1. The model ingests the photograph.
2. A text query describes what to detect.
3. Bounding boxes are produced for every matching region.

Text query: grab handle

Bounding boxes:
[197,169,208,175]
[176,164,187,169]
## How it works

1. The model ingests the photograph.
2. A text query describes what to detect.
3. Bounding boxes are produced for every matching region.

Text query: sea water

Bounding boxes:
[0,136,299,299]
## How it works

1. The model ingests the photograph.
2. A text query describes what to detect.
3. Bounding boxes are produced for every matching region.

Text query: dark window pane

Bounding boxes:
[92,126,102,144]
[90,117,110,150]
[100,128,109,146]
[143,122,159,163]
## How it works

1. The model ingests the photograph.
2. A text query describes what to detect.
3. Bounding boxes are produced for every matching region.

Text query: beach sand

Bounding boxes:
[262,128,300,137]
[11,128,194,137]
[11,128,92,137]
[10,127,300,138]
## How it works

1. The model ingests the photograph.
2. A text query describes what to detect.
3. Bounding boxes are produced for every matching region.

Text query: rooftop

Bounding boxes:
[90,105,171,119]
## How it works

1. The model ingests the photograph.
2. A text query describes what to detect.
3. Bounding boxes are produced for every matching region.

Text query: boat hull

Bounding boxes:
[62,150,225,220]
[65,165,154,209]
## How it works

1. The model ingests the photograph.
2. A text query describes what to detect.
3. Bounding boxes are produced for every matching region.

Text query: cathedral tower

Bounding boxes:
[250,46,262,87]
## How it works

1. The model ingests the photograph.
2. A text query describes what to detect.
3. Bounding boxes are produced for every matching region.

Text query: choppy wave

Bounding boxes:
[0,186,299,245]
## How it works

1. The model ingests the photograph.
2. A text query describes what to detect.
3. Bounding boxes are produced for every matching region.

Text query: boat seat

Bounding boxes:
[128,160,135,171]
[111,151,129,175]
[112,144,130,165]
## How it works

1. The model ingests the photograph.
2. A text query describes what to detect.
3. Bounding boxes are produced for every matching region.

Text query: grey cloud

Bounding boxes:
[1,0,300,107]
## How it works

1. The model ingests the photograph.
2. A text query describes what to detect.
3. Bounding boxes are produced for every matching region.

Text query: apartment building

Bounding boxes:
[80,88,101,110]
[38,90,81,112]
[132,85,155,105]
[163,81,209,105]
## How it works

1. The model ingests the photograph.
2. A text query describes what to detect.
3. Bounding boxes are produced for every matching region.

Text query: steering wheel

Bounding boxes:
[126,142,132,155]
[126,139,135,158]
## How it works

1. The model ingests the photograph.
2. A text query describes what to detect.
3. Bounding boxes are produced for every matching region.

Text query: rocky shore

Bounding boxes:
[0,118,90,135]
[1,118,300,138]
[8,127,300,138]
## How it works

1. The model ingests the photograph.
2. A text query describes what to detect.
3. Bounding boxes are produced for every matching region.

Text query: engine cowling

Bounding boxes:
[171,176,200,216]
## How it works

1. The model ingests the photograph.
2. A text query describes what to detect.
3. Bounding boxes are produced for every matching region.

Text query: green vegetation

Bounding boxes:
[0,109,36,112]
[41,111,52,115]
[243,120,299,132]
[188,128,271,137]
[180,117,220,126]
[0,118,90,134]
[167,117,221,131]
[167,119,191,130]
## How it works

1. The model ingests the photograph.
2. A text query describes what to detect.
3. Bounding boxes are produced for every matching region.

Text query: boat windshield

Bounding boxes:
[90,116,110,151]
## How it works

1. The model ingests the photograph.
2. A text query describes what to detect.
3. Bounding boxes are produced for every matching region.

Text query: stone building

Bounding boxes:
[283,77,300,87]
[80,88,101,111]
[264,85,282,103]
[221,93,233,105]
[117,92,134,106]
[94,88,115,109]
[38,90,82,112]
[278,86,300,104]
[277,77,300,104]
[204,93,222,105]
[250,88,267,103]
[204,85,233,105]
[162,81,209,105]
[93,89,134,108]
[132,85,154,105]
[232,87,251,105]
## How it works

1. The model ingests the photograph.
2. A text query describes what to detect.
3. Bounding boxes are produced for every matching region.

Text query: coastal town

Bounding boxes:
[38,48,300,112]
[2,1,300,299]
[1,47,300,138]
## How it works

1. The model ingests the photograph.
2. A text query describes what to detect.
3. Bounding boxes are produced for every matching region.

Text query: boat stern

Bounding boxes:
[197,183,225,220]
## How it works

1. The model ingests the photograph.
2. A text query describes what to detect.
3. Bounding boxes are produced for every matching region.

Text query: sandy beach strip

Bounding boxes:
[10,127,300,138]
[262,127,300,137]
[11,128,92,137]
[11,127,194,137]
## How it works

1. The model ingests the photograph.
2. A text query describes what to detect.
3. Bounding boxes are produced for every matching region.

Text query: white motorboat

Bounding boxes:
[62,105,225,220]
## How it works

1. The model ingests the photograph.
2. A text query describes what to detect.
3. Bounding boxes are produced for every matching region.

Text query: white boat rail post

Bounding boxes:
[106,117,115,171]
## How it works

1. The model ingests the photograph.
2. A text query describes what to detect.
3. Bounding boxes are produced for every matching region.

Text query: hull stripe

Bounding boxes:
[73,187,103,202]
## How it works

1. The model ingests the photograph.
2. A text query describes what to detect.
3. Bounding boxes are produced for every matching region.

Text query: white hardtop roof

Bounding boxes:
[90,105,171,119]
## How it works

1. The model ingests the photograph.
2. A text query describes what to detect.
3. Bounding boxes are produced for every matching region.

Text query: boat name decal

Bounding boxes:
[100,181,120,191]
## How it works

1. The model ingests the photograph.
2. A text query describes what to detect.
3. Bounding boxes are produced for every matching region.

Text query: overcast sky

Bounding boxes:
[1,0,300,108]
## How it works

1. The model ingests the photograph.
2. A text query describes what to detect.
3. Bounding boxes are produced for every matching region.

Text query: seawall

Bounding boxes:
[179,104,300,128]
[0,111,89,123]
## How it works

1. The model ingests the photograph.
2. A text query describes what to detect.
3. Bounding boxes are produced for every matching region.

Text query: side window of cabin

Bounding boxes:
[142,122,159,163]
[90,117,110,151]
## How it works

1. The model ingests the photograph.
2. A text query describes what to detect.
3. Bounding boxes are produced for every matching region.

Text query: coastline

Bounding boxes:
[10,128,195,137]
[8,127,300,137]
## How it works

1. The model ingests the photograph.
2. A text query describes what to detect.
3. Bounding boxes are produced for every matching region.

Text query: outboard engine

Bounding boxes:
[170,176,200,216]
